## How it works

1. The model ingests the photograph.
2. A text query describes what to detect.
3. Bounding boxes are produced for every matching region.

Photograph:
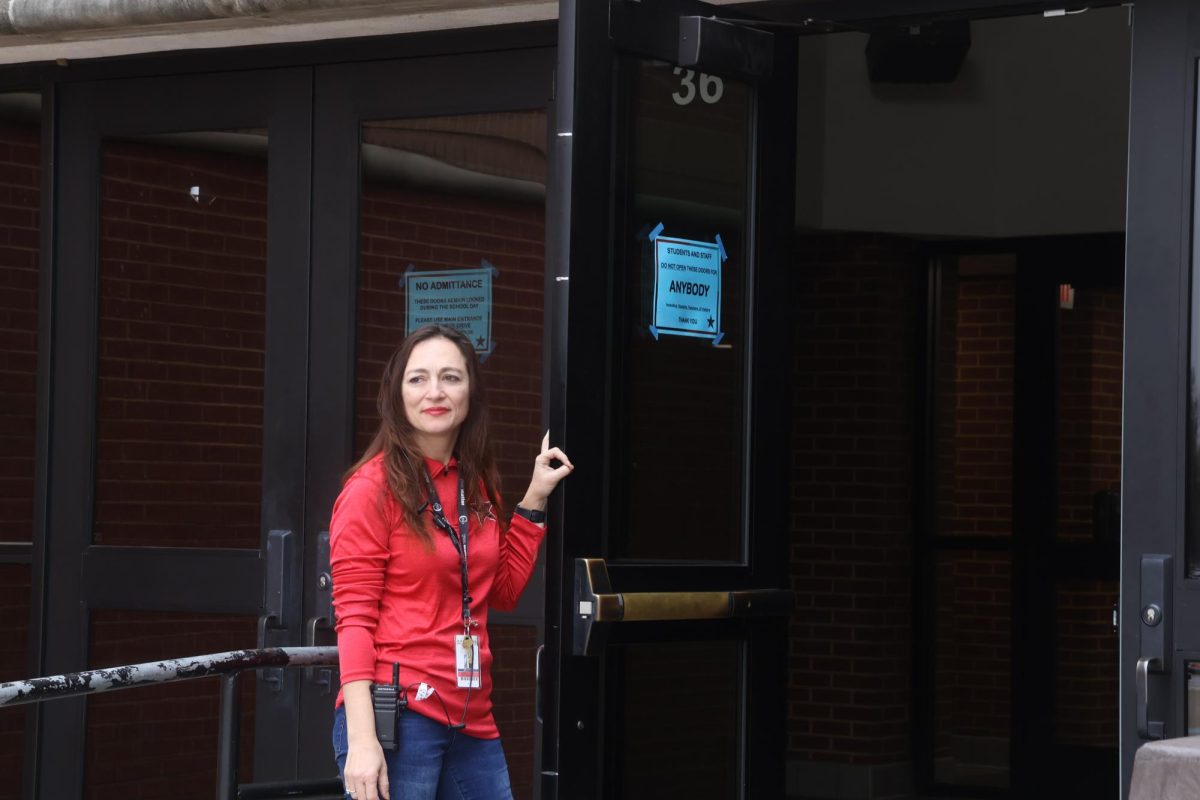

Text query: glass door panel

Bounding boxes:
[37,68,310,798]
[0,90,40,800]
[353,109,549,799]
[308,49,554,793]
[615,59,750,563]
[95,132,268,549]
[933,549,1012,789]
[608,640,742,798]
[548,1,796,797]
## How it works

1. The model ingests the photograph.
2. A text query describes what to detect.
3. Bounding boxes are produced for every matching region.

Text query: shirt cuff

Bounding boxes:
[336,625,378,684]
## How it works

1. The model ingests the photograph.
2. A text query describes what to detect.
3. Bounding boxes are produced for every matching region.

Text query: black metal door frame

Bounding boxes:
[546,1,796,797]
[305,46,556,782]
[1120,0,1200,796]
[28,67,312,798]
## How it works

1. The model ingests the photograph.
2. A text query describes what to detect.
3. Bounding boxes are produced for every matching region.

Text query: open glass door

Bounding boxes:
[1121,0,1200,795]
[544,1,796,796]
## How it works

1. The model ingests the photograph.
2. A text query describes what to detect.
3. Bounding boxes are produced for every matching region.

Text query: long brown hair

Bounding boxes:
[346,324,502,546]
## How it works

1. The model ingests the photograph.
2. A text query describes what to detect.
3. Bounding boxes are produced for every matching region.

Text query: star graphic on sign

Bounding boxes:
[706,316,715,328]
[476,336,486,348]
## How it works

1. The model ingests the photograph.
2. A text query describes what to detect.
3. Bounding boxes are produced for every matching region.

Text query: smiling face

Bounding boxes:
[401,336,471,459]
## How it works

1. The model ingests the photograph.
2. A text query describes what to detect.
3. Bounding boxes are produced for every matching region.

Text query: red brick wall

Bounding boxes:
[938,275,1015,538]
[790,234,918,765]
[0,119,39,545]
[489,624,539,800]
[95,140,267,550]
[935,551,1012,746]
[0,116,40,800]
[933,272,1016,752]
[1055,580,1118,746]
[1056,287,1122,541]
[86,612,258,799]
[0,564,31,800]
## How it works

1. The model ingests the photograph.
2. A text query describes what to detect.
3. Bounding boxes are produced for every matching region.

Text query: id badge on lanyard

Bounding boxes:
[425,464,479,689]
[455,634,480,688]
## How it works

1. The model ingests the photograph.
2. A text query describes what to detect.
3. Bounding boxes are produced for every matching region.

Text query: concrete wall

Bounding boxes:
[797,7,1131,239]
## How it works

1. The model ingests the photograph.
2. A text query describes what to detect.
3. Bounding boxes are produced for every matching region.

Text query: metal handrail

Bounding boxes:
[1,646,340,800]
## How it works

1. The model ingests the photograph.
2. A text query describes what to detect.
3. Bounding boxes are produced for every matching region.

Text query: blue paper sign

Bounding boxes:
[405,267,493,354]
[651,233,725,343]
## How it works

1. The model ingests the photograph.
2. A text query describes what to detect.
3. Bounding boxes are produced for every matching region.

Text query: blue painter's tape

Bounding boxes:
[482,258,499,277]
[649,325,660,340]
[399,263,418,287]
[649,222,665,242]
[716,234,727,262]
[712,331,726,346]
[651,235,722,342]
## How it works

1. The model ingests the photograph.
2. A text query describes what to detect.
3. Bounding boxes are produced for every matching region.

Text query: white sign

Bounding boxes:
[405,266,494,355]
[650,229,725,344]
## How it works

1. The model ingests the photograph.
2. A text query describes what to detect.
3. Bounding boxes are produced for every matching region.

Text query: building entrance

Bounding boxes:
[7,1,1200,798]
[784,8,1130,799]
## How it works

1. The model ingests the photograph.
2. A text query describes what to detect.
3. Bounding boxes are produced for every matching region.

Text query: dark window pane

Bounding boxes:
[352,112,547,795]
[0,92,40,800]
[354,111,547,510]
[610,640,741,799]
[935,258,1015,539]
[616,60,750,561]
[934,549,1011,789]
[1053,579,1118,749]
[1056,285,1122,546]
[94,132,267,548]
[0,92,42,546]
[0,563,32,800]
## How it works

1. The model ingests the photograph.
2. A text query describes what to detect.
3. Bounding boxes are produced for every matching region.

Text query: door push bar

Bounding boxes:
[572,558,795,656]
[1137,554,1172,739]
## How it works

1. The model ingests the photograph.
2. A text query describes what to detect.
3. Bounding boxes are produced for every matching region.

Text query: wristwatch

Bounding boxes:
[514,504,547,524]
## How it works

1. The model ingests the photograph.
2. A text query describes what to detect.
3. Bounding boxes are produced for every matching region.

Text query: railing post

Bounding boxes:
[216,671,240,800]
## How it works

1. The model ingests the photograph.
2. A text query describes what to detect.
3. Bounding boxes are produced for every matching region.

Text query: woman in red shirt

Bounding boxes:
[331,324,573,800]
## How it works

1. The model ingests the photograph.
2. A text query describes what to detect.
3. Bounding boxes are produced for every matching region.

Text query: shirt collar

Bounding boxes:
[423,455,458,478]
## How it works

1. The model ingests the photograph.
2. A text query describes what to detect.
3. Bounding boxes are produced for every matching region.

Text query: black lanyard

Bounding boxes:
[423,464,472,632]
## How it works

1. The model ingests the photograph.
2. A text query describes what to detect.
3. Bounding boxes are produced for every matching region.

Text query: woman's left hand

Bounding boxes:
[520,432,574,510]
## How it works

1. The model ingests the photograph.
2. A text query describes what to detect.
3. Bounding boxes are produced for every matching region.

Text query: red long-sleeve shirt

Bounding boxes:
[330,453,545,738]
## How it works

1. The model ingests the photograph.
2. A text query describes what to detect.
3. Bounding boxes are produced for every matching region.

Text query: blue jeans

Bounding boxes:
[332,706,514,800]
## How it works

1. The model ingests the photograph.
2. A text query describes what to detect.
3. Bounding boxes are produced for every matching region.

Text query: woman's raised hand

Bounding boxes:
[520,431,574,511]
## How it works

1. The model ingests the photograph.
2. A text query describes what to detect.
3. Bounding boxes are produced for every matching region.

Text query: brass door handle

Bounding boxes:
[572,558,794,655]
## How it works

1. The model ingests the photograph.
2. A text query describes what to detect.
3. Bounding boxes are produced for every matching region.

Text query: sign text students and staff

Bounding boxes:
[648,223,726,345]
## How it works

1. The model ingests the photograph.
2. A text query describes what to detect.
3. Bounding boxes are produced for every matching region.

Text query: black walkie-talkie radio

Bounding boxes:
[371,662,404,751]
